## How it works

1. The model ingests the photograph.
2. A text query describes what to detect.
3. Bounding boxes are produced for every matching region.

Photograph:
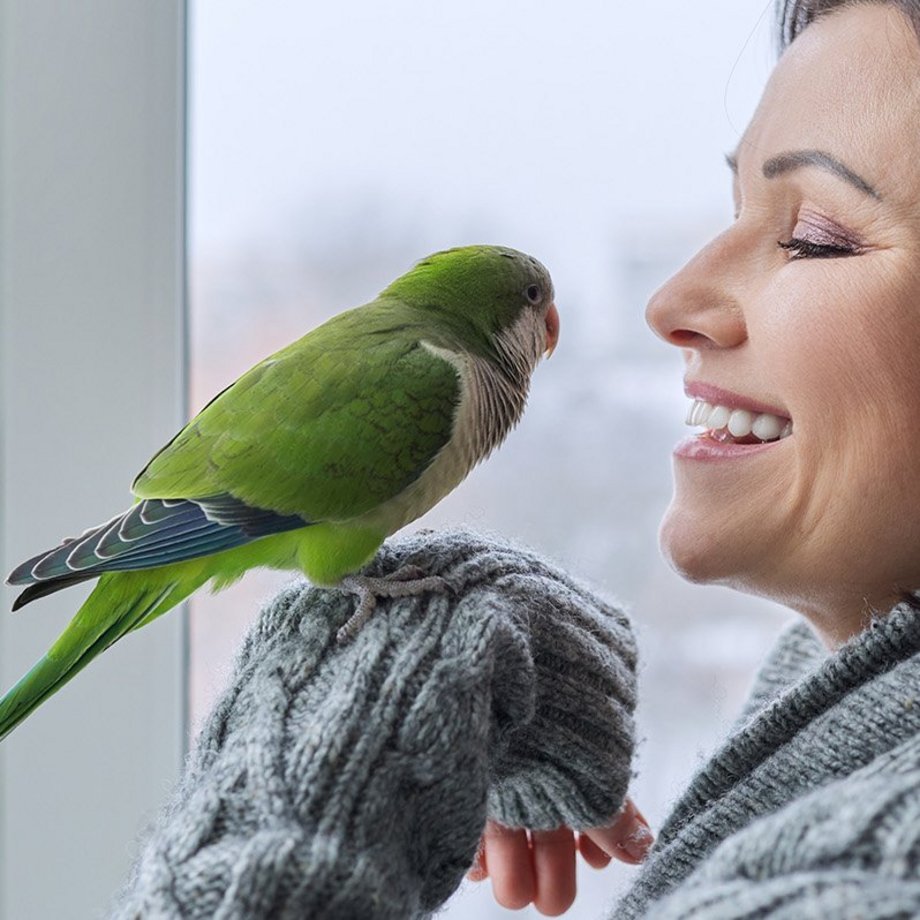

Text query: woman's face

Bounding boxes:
[647,4,920,644]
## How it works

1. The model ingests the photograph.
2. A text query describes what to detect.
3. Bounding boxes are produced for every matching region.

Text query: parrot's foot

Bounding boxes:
[336,565,450,642]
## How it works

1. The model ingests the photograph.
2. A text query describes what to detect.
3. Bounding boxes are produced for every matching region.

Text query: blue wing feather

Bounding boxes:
[6,495,309,590]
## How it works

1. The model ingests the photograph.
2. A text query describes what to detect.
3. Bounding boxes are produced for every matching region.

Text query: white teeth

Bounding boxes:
[752,413,784,441]
[727,409,754,438]
[706,404,731,431]
[685,399,793,442]
[685,401,713,426]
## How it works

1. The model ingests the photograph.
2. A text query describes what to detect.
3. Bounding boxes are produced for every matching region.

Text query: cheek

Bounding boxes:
[778,266,920,441]
[774,264,920,540]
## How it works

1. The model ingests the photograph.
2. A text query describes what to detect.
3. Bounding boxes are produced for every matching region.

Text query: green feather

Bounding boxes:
[134,306,462,521]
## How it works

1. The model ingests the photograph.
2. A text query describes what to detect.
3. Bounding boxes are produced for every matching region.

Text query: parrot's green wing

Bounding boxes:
[8,303,461,600]
[133,303,461,523]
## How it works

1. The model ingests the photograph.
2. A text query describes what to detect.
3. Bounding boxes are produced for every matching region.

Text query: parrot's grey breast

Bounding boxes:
[443,347,530,464]
[355,309,542,537]
[438,302,547,469]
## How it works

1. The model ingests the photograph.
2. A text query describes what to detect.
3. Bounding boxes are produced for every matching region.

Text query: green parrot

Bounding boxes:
[2,244,559,740]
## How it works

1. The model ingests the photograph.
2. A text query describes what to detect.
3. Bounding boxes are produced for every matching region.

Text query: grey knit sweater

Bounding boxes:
[114,530,920,918]
[625,598,920,920]
[113,530,637,919]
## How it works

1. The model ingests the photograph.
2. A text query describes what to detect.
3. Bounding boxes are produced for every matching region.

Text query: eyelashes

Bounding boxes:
[777,212,866,260]
[777,236,862,260]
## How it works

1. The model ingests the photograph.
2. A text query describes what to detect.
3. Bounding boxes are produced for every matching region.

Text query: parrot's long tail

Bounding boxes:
[0,568,201,741]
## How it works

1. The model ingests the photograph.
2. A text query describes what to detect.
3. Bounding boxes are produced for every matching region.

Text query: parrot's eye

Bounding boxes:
[525,284,542,304]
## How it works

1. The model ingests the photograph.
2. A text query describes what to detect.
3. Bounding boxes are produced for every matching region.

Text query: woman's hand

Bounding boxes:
[467,798,653,916]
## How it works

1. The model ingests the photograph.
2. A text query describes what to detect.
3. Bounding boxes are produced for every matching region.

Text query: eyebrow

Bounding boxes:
[724,149,881,201]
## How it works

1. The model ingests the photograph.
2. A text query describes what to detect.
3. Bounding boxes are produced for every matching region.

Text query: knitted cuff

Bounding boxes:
[366,529,638,830]
[113,529,637,920]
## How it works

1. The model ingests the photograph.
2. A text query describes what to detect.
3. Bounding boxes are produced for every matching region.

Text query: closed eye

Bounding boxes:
[777,237,862,260]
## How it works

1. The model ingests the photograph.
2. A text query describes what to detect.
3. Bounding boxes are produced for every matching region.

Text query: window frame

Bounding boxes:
[0,2,187,916]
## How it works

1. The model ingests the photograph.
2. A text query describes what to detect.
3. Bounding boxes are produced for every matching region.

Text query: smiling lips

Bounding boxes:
[682,382,793,449]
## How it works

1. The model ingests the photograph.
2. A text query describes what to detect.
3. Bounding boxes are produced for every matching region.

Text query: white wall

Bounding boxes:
[0,3,187,917]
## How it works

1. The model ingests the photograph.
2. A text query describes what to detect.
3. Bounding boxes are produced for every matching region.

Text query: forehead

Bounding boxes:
[737,4,920,199]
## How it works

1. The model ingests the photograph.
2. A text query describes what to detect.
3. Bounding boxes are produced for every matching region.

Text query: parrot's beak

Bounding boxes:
[544,302,560,358]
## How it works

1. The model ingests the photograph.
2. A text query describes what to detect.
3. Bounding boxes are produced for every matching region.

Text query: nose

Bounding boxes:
[645,231,748,350]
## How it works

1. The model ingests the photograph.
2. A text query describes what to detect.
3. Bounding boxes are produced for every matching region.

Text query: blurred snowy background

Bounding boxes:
[188,1,793,914]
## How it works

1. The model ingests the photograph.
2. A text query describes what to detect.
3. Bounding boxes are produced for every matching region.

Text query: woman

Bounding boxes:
[114,1,920,917]
[475,0,920,915]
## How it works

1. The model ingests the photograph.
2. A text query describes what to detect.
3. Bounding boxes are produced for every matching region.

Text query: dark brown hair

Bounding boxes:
[778,0,920,50]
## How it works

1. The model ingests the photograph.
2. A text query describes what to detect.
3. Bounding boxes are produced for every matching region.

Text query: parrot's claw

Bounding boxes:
[384,564,428,582]
[335,566,451,642]
[336,589,378,643]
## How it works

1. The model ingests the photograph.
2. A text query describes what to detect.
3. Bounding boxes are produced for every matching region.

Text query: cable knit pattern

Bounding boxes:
[616,600,920,919]
[112,529,636,920]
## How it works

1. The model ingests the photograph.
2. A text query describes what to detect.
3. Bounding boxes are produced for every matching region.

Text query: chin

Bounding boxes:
[657,502,742,587]
[658,500,807,611]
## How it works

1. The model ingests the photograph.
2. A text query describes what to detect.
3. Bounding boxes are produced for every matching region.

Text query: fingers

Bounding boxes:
[481,821,535,909]
[531,827,576,916]
[583,798,654,865]
[467,800,655,915]
[576,831,612,869]
[465,822,581,916]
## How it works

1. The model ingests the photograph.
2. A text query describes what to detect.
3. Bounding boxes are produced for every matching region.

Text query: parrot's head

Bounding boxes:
[383,245,560,383]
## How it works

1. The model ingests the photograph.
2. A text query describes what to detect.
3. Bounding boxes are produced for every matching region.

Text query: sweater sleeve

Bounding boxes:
[111,529,637,920]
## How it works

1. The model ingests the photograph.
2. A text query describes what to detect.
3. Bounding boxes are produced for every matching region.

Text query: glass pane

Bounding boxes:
[190,2,792,913]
